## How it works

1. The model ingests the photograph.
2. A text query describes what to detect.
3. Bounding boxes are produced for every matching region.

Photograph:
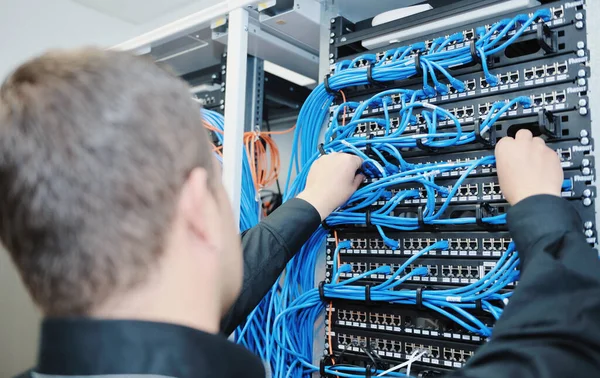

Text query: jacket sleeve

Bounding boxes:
[449,195,600,377]
[220,198,321,335]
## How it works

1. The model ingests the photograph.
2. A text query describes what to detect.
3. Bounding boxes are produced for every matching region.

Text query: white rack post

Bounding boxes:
[222,7,250,228]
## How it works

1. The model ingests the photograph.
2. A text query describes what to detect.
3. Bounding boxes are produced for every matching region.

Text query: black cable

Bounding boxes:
[358,344,379,374]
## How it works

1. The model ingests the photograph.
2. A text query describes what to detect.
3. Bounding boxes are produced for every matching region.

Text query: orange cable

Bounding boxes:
[328,230,341,368]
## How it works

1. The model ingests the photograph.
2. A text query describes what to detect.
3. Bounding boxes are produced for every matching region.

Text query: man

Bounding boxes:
[1,49,599,378]
[0,48,363,378]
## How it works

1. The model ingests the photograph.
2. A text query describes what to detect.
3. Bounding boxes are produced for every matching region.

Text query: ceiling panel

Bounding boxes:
[72,0,199,25]
[337,0,427,23]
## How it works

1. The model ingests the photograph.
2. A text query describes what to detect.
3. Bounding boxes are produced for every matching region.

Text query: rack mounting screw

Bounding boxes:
[578,69,587,78]
[583,198,593,207]
[579,107,589,116]
[577,41,585,49]
[581,137,590,146]
[580,130,589,138]
[585,221,594,229]
[585,229,594,238]
[577,49,586,58]
[575,12,584,20]
[582,167,591,176]
[330,38,334,44]
[582,159,591,168]
[579,99,588,107]
[330,18,336,23]
[576,21,584,29]
[578,78,587,86]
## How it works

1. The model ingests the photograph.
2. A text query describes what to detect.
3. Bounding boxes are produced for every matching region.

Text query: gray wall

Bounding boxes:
[0,249,40,377]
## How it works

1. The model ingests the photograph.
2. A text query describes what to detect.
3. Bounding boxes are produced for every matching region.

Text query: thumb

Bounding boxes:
[352,174,366,189]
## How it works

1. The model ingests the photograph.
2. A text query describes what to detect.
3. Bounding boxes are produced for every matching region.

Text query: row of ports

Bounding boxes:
[415,157,491,170]
[348,261,487,279]
[341,237,508,252]
[531,90,567,107]
[371,337,402,353]
[447,238,478,250]
[338,309,368,323]
[448,79,477,94]
[403,238,439,250]
[498,71,520,85]
[447,105,475,119]
[338,333,367,347]
[441,265,481,279]
[457,184,478,197]
[481,238,511,251]
[443,347,474,362]
[524,61,568,80]
[371,312,401,326]
[482,183,502,195]
[406,343,441,359]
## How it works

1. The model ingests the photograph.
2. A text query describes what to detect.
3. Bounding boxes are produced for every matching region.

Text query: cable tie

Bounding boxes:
[320,355,333,377]
[365,209,372,227]
[365,364,372,378]
[319,281,327,301]
[365,134,374,155]
[414,51,423,76]
[474,119,497,147]
[319,143,327,156]
[475,299,483,311]
[367,64,384,86]
[324,74,340,97]
[365,284,372,305]
[416,286,430,310]
[321,219,332,230]
[470,41,482,64]
[417,206,426,229]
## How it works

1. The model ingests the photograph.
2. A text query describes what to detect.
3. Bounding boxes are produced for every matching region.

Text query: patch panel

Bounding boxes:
[321,2,594,377]
[337,53,586,123]
[331,329,479,368]
[343,85,589,150]
[333,303,494,342]
[403,140,593,172]
[373,170,592,208]
[332,256,508,286]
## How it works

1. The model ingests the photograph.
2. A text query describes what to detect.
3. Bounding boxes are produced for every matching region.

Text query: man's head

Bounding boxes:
[0,48,242,327]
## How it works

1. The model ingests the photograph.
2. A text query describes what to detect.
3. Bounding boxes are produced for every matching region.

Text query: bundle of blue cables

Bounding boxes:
[202,109,259,230]
[232,9,553,378]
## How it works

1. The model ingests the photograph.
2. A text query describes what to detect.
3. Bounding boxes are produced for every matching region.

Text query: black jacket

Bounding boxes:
[16,198,321,378]
[449,195,600,377]
[17,196,600,377]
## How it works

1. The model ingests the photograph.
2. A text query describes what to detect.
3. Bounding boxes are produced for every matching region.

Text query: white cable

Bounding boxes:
[377,348,428,377]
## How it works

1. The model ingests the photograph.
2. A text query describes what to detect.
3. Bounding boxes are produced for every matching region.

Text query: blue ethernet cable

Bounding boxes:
[236,9,558,377]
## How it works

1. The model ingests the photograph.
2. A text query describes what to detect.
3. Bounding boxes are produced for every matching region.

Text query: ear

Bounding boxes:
[178,167,221,250]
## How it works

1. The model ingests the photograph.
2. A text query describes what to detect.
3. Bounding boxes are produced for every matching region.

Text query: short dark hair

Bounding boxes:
[0,48,213,315]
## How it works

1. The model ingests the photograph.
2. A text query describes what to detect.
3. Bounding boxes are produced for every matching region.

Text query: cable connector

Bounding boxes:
[450,79,466,93]
[435,83,449,96]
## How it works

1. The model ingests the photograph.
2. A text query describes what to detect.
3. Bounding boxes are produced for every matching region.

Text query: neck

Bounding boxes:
[92,264,221,334]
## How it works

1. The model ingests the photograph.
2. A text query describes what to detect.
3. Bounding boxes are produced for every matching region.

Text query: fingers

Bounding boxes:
[532,137,546,147]
[515,128,533,140]
[494,136,512,159]
[347,153,364,169]
[353,173,366,188]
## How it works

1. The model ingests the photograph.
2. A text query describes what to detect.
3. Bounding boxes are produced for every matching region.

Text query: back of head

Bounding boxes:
[0,48,214,316]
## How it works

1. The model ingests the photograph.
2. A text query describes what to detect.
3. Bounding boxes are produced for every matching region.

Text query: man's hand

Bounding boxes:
[495,129,563,205]
[297,152,364,220]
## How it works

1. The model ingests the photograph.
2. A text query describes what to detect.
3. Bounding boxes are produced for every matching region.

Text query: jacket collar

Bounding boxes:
[36,318,265,378]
